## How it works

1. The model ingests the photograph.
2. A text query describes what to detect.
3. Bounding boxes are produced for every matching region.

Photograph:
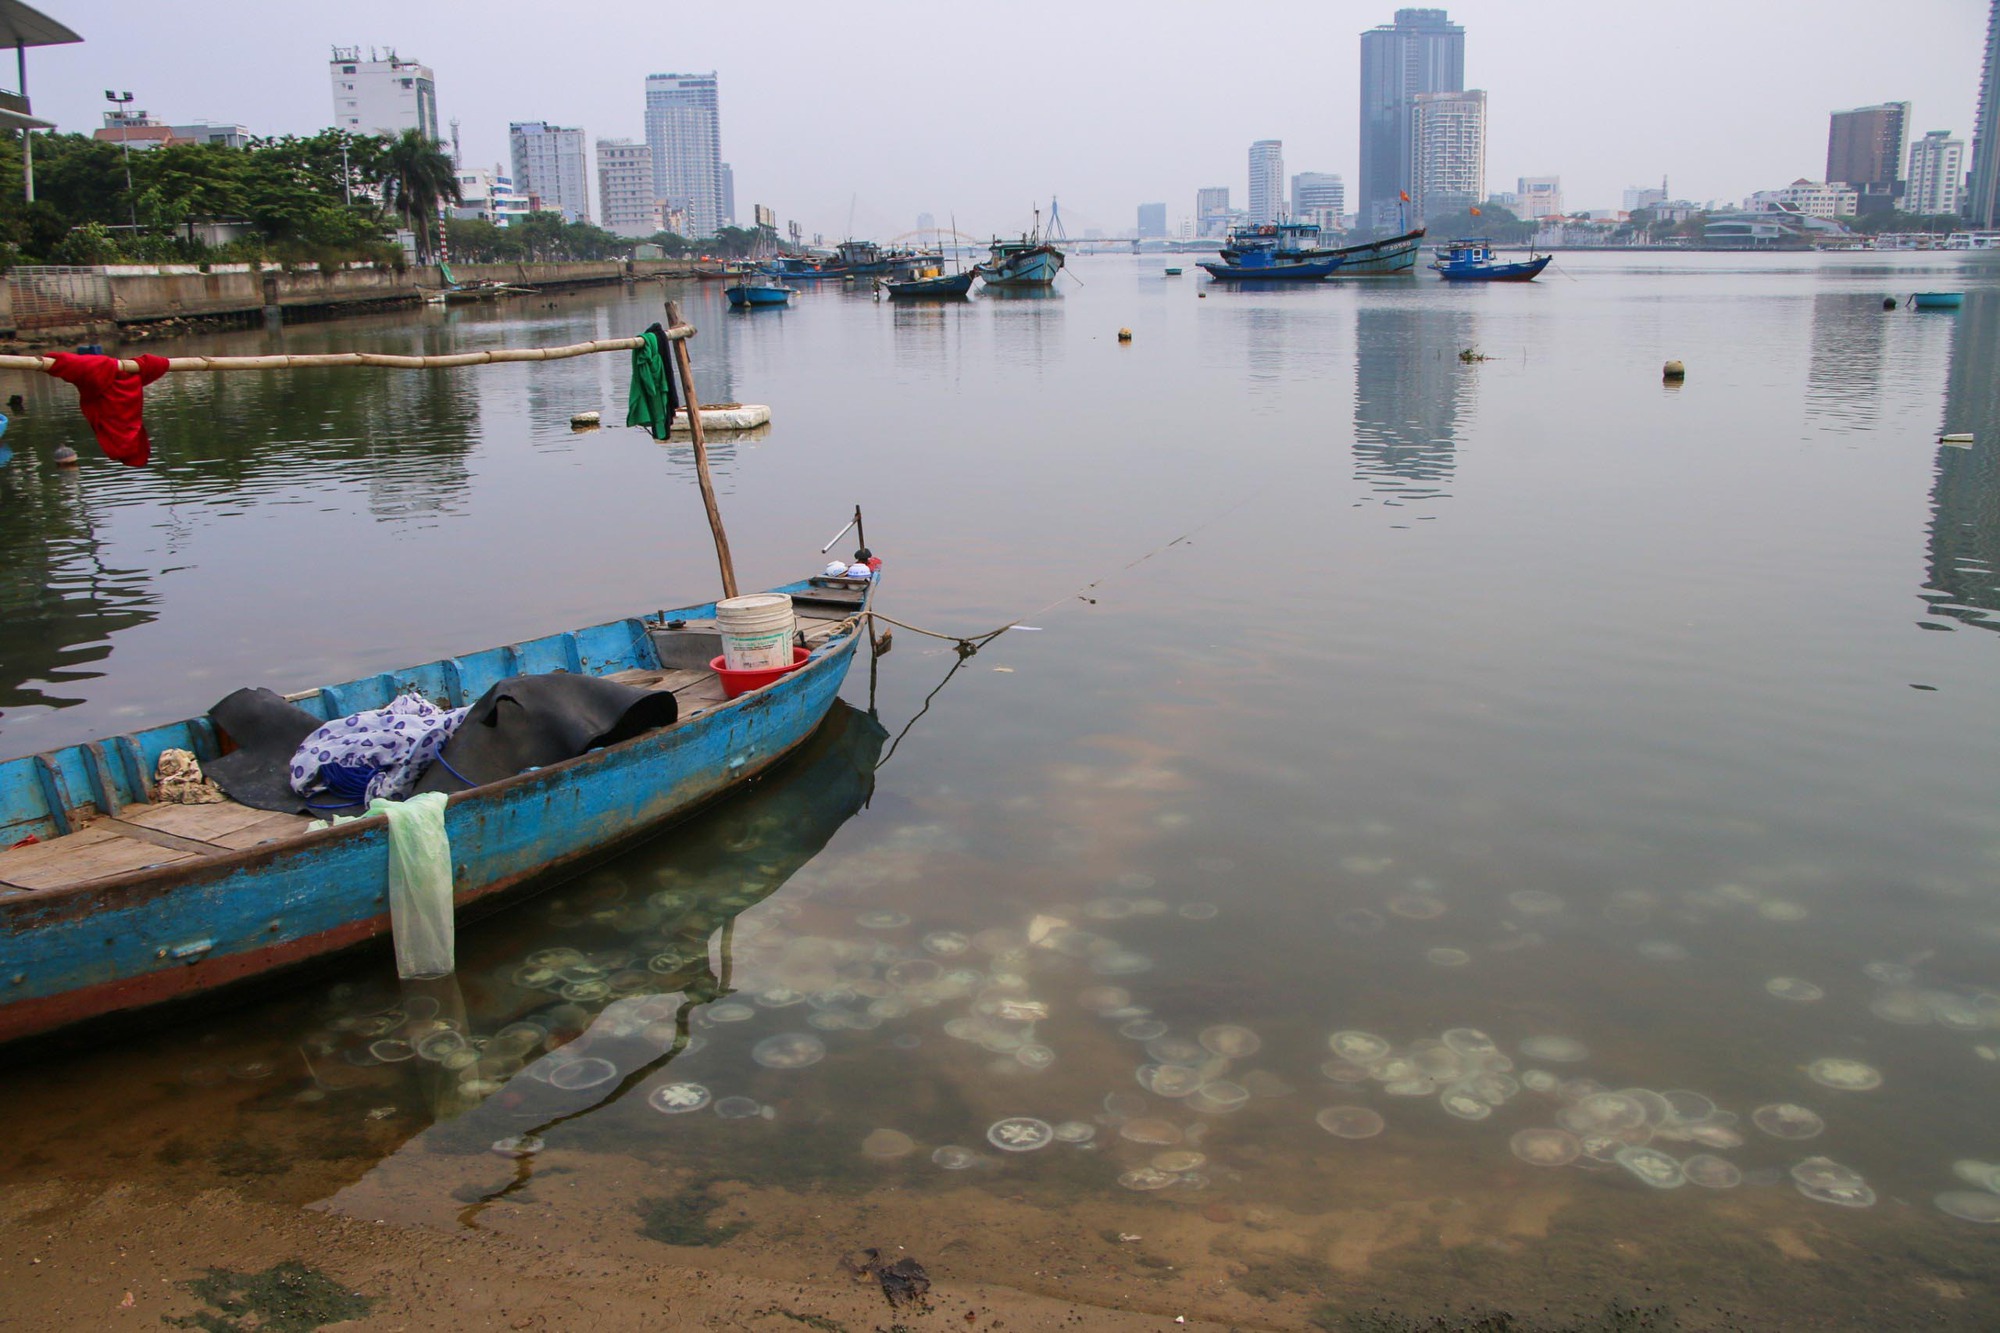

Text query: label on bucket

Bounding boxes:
[720,628,793,671]
[717,592,797,671]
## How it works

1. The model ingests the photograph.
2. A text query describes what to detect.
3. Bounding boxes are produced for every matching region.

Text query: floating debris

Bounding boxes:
[1518,1035,1590,1063]
[1199,1024,1262,1058]
[1316,1106,1386,1139]
[987,1117,1055,1152]
[931,1145,980,1170]
[751,1033,826,1070]
[1683,1154,1742,1189]
[1752,1103,1825,1140]
[1936,1191,2000,1223]
[1510,1129,1581,1166]
[1807,1058,1883,1091]
[1765,978,1825,1003]
[1615,1146,1686,1189]
[648,1082,712,1114]
[1791,1156,1876,1207]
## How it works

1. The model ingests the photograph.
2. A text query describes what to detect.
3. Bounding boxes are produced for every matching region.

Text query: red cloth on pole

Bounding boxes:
[44,352,172,467]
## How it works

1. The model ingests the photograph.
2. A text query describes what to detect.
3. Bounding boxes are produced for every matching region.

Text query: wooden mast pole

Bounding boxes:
[664,299,739,601]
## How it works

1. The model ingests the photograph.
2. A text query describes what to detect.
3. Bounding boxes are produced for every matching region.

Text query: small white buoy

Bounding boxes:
[1663,359,1686,381]
[570,411,601,430]
[1940,433,1975,448]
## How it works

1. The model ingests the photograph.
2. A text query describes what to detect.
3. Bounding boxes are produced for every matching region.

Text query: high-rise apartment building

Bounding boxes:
[329,46,440,141]
[1971,0,2000,228]
[1195,186,1231,237]
[509,122,589,223]
[644,72,724,238]
[1827,101,1909,215]
[1137,202,1167,237]
[597,138,661,238]
[1518,175,1563,219]
[1291,172,1345,231]
[1410,90,1486,223]
[1359,8,1465,231]
[1906,131,1965,216]
[720,162,736,228]
[1248,140,1285,224]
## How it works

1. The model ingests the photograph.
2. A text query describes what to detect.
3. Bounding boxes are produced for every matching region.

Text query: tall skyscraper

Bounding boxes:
[1827,102,1909,215]
[1137,202,1167,237]
[1906,131,1965,216]
[597,138,661,237]
[1971,0,2000,228]
[720,163,736,228]
[1248,140,1285,224]
[1291,172,1345,230]
[509,122,589,223]
[1410,90,1486,223]
[1195,186,1230,236]
[1359,9,1464,231]
[644,72,724,239]
[328,46,439,141]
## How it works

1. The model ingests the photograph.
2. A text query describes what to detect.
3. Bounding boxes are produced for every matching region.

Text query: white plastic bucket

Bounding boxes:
[715,593,797,671]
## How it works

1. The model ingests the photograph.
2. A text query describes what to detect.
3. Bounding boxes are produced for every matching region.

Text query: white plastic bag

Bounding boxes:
[369,792,455,979]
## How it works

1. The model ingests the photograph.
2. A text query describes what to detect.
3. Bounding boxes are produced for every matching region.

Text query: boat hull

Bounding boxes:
[1912,292,1963,309]
[726,285,792,308]
[884,271,976,299]
[1434,254,1552,281]
[0,584,867,1053]
[1200,256,1347,281]
[1325,229,1426,276]
[978,246,1064,288]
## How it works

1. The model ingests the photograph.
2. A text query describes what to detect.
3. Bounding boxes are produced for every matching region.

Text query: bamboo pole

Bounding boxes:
[0,329,691,376]
[664,299,738,601]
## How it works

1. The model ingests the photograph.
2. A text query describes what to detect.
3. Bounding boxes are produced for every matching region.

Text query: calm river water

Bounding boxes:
[3,253,1999,1328]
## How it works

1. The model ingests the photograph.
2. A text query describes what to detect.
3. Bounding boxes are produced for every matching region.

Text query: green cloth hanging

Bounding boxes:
[626,326,681,440]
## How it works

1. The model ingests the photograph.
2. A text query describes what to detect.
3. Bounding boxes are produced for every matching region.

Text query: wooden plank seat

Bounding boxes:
[0,800,315,893]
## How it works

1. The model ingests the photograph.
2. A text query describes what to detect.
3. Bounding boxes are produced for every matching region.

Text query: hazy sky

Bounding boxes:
[27,0,1993,237]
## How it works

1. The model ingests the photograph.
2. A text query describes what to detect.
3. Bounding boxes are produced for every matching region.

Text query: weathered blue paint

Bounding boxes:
[0,576,870,1049]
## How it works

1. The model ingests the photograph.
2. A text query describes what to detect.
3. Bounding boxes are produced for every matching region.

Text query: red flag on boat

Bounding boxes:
[1399,191,1409,202]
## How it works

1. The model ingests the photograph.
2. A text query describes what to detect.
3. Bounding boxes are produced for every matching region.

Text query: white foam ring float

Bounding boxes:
[669,403,772,432]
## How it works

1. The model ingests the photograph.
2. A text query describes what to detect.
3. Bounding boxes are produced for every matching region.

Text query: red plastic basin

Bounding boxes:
[710,646,811,699]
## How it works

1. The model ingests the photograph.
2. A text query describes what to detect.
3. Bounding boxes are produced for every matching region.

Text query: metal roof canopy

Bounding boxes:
[0,0,80,48]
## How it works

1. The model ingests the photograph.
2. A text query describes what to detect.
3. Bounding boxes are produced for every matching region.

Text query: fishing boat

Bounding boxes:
[1322,226,1427,276]
[830,240,929,281]
[1164,267,1183,276]
[1219,222,1427,276]
[1910,292,1964,310]
[1199,250,1347,281]
[976,205,1066,289]
[0,313,880,1052]
[761,256,836,281]
[725,277,793,309]
[881,268,976,300]
[1429,238,1551,282]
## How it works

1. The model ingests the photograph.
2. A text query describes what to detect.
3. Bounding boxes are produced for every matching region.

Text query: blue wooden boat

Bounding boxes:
[881,268,976,299]
[1199,250,1347,281]
[1911,292,1963,310]
[725,279,793,309]
[1430,238,1551,282]
[0,572,876,1049]
[976,205,1066,289]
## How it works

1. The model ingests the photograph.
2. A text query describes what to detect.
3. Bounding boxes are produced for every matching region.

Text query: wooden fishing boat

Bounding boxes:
[0,573,875,1050]
[1219,223,1426,277]
[1430,238,1551,282]
[725,278,793,309]
[976,205,1066,289]
[881,269,976,300]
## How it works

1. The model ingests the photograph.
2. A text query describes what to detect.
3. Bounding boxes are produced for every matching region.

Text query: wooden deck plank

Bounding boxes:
[604,666,713,692]
[124,801,283,841]
[0,824,199,890]
[211,812,315,850]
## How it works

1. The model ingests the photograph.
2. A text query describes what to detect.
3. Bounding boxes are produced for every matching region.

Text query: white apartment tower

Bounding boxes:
[597,139,662,238]
[1410,89,1486,223]
[1906,130,1965,216]
[1517,175,1563,219]
[1291,172,1346,231]
[1248,140,1286,224]
[329,46,439,141]
[645,72,724,239]
[509,122,590,223]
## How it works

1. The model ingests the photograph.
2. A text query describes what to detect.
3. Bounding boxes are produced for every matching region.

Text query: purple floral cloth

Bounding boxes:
[288,693,468,805]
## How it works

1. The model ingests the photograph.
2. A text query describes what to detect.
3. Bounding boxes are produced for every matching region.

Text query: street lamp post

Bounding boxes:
[103,89,136,227]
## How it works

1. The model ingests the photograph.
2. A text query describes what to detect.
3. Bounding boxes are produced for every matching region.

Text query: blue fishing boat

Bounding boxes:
[1199,250,1347,281]
[1429,238,1551,281]
[725,277,793,309]
[1910,292,1963,310]
[976,204,1066,289]
[1219,222,1427,276]
[881,268,977,299]
[0,570,876,1049]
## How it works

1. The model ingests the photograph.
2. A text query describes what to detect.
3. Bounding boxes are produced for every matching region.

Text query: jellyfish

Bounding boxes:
[1615,1146,1686,1189]
[1861,961,1915,985]
[550,1057,618,1091]
[1636,941,1689,962]
[1506,891,1565,917]
[706,1002,757,1024]
[1178,903,1220,921]
[1387,894,1448,921]
[1199,1025,1263,1059]
[1016,1044,1057,1072]
[751,1033,826,1070]
[857,911,912,930]
[1120,1019,1170,1041]
[1440,1090,1492,1121]
[1092,951,1154,977]
[713,1096,766,1120]
[1509,1129,1581,1166]
[1322,1059,1374,1084]
[1425,948,1472,968]
[988,1117,1055,1151]
[1053,1121,1098,1144]
[1328,1031,1394,1063]
[1187,1081,1250,1114]
[1791,1156,1875,1207]
[1152,1150,1207,1173]
[1118,1167,1180,1191]
[1682,1154,1742,1189]
[1807,1059,1883,1091]
[1147,1036,1208,1065]
[1751,1103,1825,1140]
[931,1145,980,1170]
[1868,990,1933,1026]
[1936,1191,2000,1223]
[490,1134,544,1158]
[1316,1106,1387,1139]
[1334,908,1386,936]
[1137,1065,1205,1098]
[1118,1118,1184,1146]
[1764,978,1825,1003]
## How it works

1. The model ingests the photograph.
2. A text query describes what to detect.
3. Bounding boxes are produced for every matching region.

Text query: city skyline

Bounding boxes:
[25,0,1996,240]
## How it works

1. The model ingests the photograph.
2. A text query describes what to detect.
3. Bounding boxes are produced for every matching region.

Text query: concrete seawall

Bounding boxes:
[0,259,715,343]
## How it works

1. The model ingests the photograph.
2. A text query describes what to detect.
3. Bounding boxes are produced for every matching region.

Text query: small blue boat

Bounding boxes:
[1200,250,1347,281]
[881,268,976,299]
[0,572,875,1049]
[725,278,793,309]
[1430,238,1551,282]
[1911,292,1964,310]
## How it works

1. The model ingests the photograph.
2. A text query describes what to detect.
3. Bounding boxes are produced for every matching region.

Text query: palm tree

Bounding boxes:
[377,129,461,264]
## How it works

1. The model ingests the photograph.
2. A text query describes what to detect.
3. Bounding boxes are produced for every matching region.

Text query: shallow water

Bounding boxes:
[4,254,2000,1327]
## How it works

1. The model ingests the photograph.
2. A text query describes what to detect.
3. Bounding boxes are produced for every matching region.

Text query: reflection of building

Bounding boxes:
[1352,304,1475,500]
[1410,89,1486,223]
[1826,101,1907,215]
[1248,140,1285,223]
[596,138,661,237]
[1923,291,2000,630]
[645,72,725,238]
[1972,1,2000,228]
[510,122,590,223]
[1359,7,1465,230]
[329,46,440,141]
[1906,131,1964,216]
